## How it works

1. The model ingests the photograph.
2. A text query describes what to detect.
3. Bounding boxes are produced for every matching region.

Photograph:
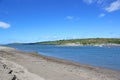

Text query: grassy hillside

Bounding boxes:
[38,38,120,45]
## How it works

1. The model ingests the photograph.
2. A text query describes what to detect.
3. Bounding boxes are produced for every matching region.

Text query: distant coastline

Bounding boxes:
[8,38,120,47]
[31,38,120,47]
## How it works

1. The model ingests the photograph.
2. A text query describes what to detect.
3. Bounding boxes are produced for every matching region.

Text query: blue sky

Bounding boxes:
[0,0,120,43]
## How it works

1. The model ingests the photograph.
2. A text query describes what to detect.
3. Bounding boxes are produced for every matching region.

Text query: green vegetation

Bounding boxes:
[37,38,120,45]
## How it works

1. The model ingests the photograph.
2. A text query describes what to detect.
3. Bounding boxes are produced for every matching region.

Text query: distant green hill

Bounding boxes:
[37,38,120,46]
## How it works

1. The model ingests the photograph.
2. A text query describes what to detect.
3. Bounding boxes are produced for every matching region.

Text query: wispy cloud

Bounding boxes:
[83,0,94,4]
[97,0,105,4]
[83,0,120,12]
[66,16,74,20]
[66,16,80,21]
[105,0,120,12]
[83,0,120,18]
[83,0,105,5]
[99,13,106,17]
[0,21,11,29]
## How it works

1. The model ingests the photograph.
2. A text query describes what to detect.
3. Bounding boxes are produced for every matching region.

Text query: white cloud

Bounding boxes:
[105,0,120,12]
[0,21,11,29]
[66,16,74,20]
[83,0,120,17]
[99,13,106,17]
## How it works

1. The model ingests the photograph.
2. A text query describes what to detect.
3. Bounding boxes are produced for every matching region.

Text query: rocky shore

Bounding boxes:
[59,43,120,47]
[0,46,120,80]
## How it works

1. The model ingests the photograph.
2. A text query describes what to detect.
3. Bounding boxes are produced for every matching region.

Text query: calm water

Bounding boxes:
[5,44,120,70]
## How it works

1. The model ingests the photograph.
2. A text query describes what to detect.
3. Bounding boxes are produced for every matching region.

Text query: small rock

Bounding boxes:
[12,75,17,80]
[8,70,13,74]
[3,64,7,69]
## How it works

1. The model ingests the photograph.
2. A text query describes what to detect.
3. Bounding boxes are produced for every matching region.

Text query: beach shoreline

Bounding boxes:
[0,46,120,80]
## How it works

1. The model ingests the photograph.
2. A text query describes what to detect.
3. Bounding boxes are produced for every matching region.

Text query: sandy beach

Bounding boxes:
[0,46,120,80]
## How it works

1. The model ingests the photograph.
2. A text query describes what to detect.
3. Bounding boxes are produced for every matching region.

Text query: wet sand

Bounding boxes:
[0,46,120,80]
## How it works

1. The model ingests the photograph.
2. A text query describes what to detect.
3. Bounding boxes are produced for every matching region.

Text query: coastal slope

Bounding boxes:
[0,46,120,80]
[38,38,120,46]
